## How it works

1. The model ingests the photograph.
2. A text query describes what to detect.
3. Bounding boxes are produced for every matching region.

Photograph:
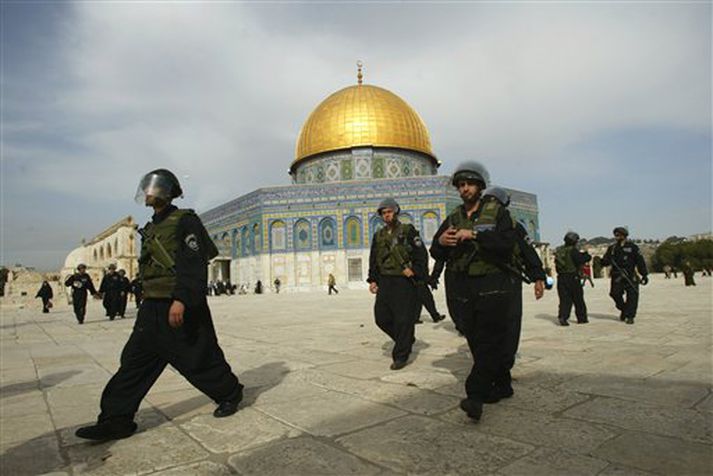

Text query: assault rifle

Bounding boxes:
[137,227,175,273]
[606,247,638,294]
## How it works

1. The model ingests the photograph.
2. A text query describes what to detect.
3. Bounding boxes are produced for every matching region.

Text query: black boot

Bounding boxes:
[432,314,446,323]
[214,385,244,418]
[75,420,137,441]
[459,398,483,421]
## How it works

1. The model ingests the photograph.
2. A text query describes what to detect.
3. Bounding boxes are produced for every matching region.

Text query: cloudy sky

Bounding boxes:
[2,2,711,270]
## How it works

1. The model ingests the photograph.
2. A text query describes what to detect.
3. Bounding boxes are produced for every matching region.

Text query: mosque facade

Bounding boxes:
[201,70,540,292]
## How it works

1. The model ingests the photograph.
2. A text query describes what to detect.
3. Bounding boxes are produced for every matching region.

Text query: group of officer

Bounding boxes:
[71,163,651,440]
[64,265,143,324]
[555,226,649,326]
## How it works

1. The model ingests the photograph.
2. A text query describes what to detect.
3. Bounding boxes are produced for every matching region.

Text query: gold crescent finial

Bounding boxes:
[356,60,363,85]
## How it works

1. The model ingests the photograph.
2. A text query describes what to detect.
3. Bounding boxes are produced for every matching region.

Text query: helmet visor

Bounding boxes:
[134,173,175,204]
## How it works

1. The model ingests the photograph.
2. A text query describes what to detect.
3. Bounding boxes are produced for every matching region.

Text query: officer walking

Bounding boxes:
[64,264,99,324]
[99,264,123,320]
[482,186,545,398]
[429,258,463,334]
[117,269,131,318]
[415,275,446,323]
[130,276,143,308]
[36,281,54,313]
[555,232,592,326]
[430,162,517,422]
[601,227,649,324]
[75,169,243,441]
[368,197,427,370]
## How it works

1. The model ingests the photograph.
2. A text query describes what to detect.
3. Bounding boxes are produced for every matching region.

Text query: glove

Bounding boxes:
[640,275,649,286]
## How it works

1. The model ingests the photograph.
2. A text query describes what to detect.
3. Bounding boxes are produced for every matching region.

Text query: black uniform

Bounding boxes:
[555,245,591,324]
[36,282,54,313]
[430,259,463,334]
[130,278,143,308]
[415,279,443,322]
[368,222,428,365]
[601,241,648,321]
[96,206,242,426]
[430,203,517,404]
[499,223,546,390]
[64,273,98,323]
[118,275,131,317]
[100,272,123,320]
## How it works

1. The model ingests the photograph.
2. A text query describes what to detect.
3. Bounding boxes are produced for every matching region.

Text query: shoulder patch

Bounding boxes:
[413,235,424,248]
[185,233,200,252]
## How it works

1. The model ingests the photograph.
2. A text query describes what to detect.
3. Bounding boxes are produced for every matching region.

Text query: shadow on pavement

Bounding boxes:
[534,313,562,326]
[0,371,81,399]
[588,313,621,321]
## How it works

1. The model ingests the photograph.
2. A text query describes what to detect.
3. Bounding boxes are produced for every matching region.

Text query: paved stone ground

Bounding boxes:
[1,277,711,475]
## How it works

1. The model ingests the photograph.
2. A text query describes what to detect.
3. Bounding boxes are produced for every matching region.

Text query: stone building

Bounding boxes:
[61,216,139,296]
[201,68,541,292]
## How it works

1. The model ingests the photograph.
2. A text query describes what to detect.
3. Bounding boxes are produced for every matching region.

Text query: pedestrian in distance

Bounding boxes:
[273,277,281,294]
[64,264,100,324]
[75,169,243,442]
[99,264,123,320]
[117,269,131,318]
[327,273,339,295]
[36,280,54,313]
[367,197,427,371]
[601,227,649,324]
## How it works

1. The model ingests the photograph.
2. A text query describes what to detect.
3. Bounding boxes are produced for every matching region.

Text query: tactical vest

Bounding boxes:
[139,209,192,299]
[375,222,415,276]
[555,245,577,274]
[447,199,512,276]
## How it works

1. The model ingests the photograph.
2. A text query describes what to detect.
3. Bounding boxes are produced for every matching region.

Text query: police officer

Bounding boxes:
[555,231,591,326]
[64,264,99,324]
[368,197,428,370]
[482,186,546,399]
[99,264,123,320]
[601,227,649,324]
[430,162,517,421]
[415,274,446,323]
[75,169,243,441]
[429,258,463,334]
[130,276,143,308]
[117,269,131,318]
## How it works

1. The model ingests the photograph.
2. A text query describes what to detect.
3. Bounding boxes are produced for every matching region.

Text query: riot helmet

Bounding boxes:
[377,197,400,216]
[564,231,580,245]
[77,263,87,271]
[451,161,490,188]
[134,169,183,204]
[613,226,629,237]
[483,186,510,206]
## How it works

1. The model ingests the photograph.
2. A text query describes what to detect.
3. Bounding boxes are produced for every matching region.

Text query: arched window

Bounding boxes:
[93,249,98,262]
[107,243,112,259]
[421,211,439,243]
[270,220,287,251]
[319,217,337,249]
[251,223,261,254]
[221,232,231,255]
[529,220,538,241]
[114,238,119,256]
[369,214,385,242]
[240,226,249,256]
[232,229,240,258]
[344,216,362,248]
[294,219,311,251]
[100,246,104,260]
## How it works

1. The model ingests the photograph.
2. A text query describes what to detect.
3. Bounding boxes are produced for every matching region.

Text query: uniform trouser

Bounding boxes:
[119,293,128,316]
[374,276,418,363]
[328,285,338,295]
[609,278,639,319]
[497,280,523,389]
[104,292,122,318]
[97,299,242,424]
[416,282,440,320]
[444,270,465,332]
[41,298,51,313]
[557,273,587,322]
[459,273,511,401]
[134,293,143,308]
[72,293,87,323]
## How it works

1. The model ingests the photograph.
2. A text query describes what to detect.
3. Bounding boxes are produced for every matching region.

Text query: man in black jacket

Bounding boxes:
[75,169,243,442]
[368,197,428,370]
[601,227,649,324]
[555,232,591,326]
[99,264,123,320]
[64,264,99,324]
[430,162,517,422]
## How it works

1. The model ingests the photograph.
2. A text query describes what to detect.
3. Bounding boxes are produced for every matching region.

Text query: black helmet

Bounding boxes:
[451,161,490,188]
[377,197,400,215]
[77,263,87,270]
[482,186,510,206]
[613,226,629,237]
[135,169,183,203]
[564,231,580,245]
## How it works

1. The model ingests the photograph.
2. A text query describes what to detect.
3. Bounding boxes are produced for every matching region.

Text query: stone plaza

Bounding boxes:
[0,277,711,475]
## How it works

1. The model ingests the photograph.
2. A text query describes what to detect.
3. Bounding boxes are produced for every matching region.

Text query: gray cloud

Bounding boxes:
[3,2,710,268]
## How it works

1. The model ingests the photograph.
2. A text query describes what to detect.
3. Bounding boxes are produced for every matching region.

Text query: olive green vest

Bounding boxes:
[139,209,192,299]
[374,222,415,276]
[555,245,577,274]
[447,200,512,276]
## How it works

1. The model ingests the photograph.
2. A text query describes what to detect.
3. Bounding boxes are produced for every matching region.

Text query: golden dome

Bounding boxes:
[294,84,435,167]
